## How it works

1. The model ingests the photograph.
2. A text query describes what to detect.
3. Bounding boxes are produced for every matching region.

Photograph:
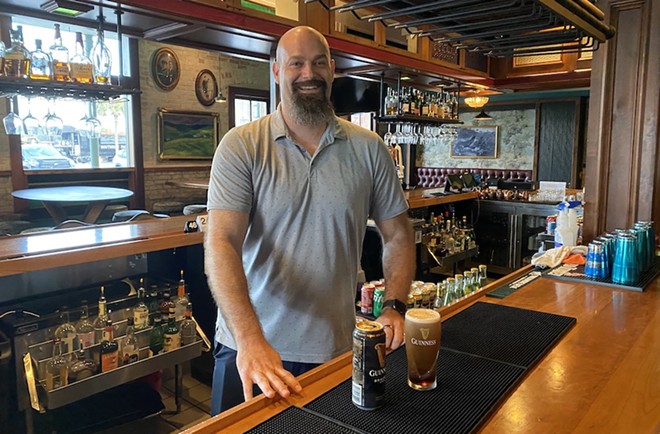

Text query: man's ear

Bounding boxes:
[272,61,280,85]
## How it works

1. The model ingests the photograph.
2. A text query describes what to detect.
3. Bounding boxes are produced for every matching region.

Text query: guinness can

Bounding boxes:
[352,320,386,410]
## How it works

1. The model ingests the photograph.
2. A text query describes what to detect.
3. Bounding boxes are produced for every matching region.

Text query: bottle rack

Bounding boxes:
[0,76,139,101]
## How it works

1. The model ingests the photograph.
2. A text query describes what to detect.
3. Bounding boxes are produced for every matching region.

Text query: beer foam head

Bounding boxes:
[406,308,440,324]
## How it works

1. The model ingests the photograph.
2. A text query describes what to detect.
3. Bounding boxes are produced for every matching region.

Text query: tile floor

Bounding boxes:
[97,365,213,433]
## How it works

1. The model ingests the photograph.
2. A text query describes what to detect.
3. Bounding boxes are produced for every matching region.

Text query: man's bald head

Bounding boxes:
[276,26,330,64]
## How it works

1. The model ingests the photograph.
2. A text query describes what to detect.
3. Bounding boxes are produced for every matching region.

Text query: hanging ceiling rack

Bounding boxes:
[307,0,615,58]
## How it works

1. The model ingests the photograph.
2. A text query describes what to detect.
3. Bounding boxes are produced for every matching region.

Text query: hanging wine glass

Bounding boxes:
[383,123,392,146]
[44,98,64,144]
[2,97,23,135]
[23,98,43,138]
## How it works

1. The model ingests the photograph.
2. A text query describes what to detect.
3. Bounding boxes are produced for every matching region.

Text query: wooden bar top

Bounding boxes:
[404,189,478,209]
[184,268,660,434]
[0,216,203,277]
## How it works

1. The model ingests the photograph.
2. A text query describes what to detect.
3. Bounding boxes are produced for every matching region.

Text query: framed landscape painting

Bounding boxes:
[158,109,219,160]
[451,126,499,158]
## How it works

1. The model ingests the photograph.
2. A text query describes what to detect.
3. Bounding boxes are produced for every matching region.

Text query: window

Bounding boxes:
[228,87,269,128]
[10,17,133,170]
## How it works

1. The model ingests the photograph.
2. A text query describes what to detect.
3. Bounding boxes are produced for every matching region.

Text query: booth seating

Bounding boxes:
[416,167,533,188]
[183,204,207,215]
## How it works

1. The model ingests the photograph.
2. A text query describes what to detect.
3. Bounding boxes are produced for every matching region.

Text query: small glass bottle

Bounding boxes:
[180,303,196,346]
[4,26,30,78]
[68,348,98,383]
[91,27,111,84]
[70,31,94,83]
[478,264,488,287]
[463,271,473,295]
[454,274,464,299]
[29,39,52,80]
[443,278,455,306]
[121,317,139,365]
[76,303,95,349]
[133,278,149,330]
[45,338,69,391]
[160,292,175,317]
[0,38,5,77]
[49,23,70,82]
[148,288,160,316]
[149,315,164,356]
[100,316,119,372]
[163,307,180,352]
[92,286,108,344]
[55,308,78,355]
[175,270,189,322]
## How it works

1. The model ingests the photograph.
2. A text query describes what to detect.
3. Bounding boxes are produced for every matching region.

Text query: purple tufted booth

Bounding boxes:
[416,167,533,188]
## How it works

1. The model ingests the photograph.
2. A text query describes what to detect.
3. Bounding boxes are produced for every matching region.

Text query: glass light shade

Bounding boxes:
[464,95,489,109]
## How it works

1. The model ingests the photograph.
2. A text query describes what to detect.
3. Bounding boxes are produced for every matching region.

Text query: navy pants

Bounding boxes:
[210,342,320,415]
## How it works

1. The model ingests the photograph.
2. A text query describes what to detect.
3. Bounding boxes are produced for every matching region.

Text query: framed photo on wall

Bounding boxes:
[152,48,180,91]
[158,109,219,160]
[195,69,218,106]
[451,126,499,158]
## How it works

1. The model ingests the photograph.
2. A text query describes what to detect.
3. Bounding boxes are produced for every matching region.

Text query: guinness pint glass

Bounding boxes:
[405,308,441,391]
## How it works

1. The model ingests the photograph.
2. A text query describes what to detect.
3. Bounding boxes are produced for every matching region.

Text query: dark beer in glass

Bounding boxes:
[405,308,441,390]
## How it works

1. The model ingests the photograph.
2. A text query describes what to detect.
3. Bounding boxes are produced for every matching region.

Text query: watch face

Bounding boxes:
[152,48,180,91]
[195,69,218,106]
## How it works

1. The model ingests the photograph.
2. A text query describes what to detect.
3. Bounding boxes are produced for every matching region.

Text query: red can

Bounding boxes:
[360,284,375,315]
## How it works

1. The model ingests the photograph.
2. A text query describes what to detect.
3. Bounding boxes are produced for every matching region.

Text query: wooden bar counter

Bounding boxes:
[184,268,660,433]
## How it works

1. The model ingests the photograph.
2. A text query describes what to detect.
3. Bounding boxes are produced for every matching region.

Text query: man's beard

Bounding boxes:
[289,80,335,127]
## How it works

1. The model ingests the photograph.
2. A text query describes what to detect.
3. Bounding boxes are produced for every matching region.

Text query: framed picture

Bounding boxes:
[195,69,218,106]
[451,126,499,158]
[158,109,219,160]
[152,48,180,91]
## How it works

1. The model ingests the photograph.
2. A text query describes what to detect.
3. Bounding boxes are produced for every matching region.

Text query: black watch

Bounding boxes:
[381,299,407,316]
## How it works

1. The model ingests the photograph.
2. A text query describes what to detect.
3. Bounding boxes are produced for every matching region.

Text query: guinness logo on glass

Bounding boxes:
[421,328,429,340]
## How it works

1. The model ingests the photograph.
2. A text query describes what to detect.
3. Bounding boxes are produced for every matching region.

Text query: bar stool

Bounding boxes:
[183,204,207,215]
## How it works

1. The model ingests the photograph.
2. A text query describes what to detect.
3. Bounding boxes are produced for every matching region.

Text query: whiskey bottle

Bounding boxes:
[54,308,78,355]
[70,31,94,83]
[149,315,164,356]
[163,307,180,352]
[68,348,98,383]
[100,316,119,372]
[121,317,139,365]
[29,39,52,80]
[76,303,95,349]
[4,27,30,78]
[175,270,189,322]
[49,24,70,82]
[45,338,69,391]
[180,303,196,346]
[91,27,111,84]
[159,292,174,318]
[133,278,149,330]
[92,286,108,344]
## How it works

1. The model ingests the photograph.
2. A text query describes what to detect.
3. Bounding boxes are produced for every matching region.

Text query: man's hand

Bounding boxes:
[376,307,405,350]
[235,340,302,401]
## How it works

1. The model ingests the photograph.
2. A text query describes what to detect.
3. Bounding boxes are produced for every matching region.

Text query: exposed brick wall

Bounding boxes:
[0,176,14,214]
[143,169,210,212]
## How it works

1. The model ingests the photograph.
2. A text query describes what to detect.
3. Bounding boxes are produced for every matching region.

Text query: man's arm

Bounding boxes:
[374,211,415,349]
[204,209,302,401]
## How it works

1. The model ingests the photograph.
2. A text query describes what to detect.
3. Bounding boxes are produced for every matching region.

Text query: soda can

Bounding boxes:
[360,284,375,315]
[373,284,385,317]
[546,215,557,235]
[352,320,386,410]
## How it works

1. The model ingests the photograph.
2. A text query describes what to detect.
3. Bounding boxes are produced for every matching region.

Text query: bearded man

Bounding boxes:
[204,25,415,415]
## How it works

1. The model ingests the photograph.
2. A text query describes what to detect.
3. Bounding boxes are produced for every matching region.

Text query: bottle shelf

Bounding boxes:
[0,76,139,100]
[376,114,463,125]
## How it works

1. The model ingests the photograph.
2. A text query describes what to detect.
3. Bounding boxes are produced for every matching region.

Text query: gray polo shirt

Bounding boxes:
[207,107,407,363]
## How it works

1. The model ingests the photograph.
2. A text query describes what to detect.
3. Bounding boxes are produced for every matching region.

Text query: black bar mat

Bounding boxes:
[486,269,544,299]
[442,302,576,368]
[246,406,363,434]
[304,348,523,434]
[543,256,660,292]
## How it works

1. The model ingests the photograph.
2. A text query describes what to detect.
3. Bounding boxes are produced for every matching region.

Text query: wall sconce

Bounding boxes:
[41,0,94,17]
[473,109,493,121]
[215,90,227,103]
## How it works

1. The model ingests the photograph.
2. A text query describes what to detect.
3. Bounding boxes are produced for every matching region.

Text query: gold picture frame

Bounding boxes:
[451,126,499,159]
[158,109,219,160]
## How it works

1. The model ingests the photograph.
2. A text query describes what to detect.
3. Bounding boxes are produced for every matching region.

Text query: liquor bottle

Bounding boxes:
[0,39,5,77]
[4,26,30,78]
[54,308,78,355]
[421,92,429,117]
[478,264,488,287]
[68,348,98,383]
[148,288,160,316]
[451,93,459,120]
[45,338,69,391]
[133,278,149,330]
[180,303,196,346]
[76,302,95,349]
[91,27,111,84]
[410,89,418,116]
[163,306,180,352]
[49,24,70,82]
[400,87,410,114]
[92,286,108,344]
[121,317,139,365]
[384,87,397,116]
[160,292,174,317]
[149,315,164,356]
[29,39,52,80]
[70,31,94,83]
[100,315,119,372]
[175,270,189,322]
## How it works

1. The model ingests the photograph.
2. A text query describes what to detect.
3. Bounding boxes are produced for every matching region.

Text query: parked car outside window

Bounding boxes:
[22,144,76,170]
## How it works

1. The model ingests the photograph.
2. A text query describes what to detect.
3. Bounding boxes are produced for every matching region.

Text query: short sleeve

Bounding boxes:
[369,140,408,222]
